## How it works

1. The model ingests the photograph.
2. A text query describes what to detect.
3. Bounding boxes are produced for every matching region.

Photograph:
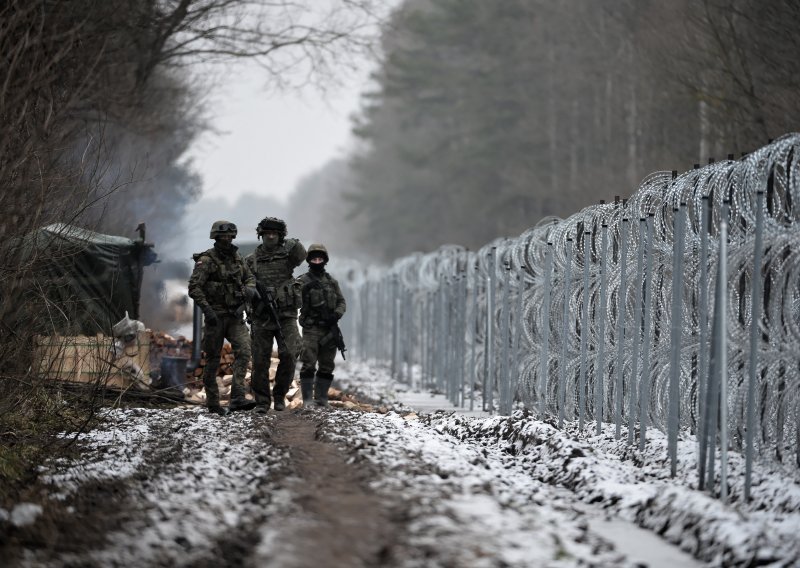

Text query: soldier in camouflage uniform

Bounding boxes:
[297,244,346,407]
[245,217,306,412]
[188,220,258,416]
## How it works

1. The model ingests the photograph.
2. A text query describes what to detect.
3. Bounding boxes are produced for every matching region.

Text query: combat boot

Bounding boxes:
[299,371,315,407]
[207,404,229,417]
[314,372,334,407]
[229,398,257,412]
[254,396,271,414]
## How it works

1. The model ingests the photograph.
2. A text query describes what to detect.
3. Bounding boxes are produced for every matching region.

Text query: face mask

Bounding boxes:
[263,235,280,246]
[215,240,234,252]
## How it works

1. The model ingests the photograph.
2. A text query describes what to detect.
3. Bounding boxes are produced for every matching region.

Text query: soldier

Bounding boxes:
[188,220,258,416]
[297,244,346,407]
[245,217,306,412]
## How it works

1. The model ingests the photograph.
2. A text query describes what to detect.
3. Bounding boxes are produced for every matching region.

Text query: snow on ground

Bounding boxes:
[334,359,800,567]
[4,359,799,566]
[21,408,293,567]
[321,410,630,567]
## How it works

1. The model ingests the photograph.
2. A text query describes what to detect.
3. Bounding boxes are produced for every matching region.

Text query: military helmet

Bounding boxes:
[256,216,287,237]
[210,220,237,239]
[306,243,329,263]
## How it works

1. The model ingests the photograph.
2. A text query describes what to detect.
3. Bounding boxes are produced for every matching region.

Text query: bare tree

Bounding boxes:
[1,0,389,376]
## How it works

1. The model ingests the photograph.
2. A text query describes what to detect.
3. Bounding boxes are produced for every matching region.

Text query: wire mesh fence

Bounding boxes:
[334,134,800,499]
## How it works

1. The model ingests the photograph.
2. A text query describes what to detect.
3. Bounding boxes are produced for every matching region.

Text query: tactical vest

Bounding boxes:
[192,247,248,311]
[247,239,302,314]
[299,272,339,326]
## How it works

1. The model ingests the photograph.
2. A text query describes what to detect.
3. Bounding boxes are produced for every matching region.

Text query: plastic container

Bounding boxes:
[160,356,188,392]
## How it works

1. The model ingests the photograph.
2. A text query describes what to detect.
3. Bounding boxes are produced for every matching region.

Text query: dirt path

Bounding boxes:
[1,404,721,567]
[254,411,403,567]
[1,408,411,568]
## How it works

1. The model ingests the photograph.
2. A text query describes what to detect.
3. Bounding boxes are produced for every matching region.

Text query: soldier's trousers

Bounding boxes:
[201,314,251,406]
[299,326,337,377]
[251,317,301,404]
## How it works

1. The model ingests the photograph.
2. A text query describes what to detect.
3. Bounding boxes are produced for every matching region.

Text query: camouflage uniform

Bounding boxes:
[188,235,256,411]
[245,226,306,410]
[297,244,346,406]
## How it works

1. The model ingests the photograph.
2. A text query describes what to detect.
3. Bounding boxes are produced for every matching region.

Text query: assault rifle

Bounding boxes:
[321,320,347,360]
[253,283,288,355]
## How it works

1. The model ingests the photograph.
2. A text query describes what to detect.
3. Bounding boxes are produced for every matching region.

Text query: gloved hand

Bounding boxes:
[244,286,260,302]
[202,306,218,326]
[326,314,341,326]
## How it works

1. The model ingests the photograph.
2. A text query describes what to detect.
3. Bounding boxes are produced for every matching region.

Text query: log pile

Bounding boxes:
[328,388,388,413]
[150,331,385,412]
[148,332,248,385]
[36,328,383,412]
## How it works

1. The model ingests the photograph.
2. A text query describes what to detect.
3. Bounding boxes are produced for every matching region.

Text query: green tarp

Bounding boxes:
[9,224,157,335]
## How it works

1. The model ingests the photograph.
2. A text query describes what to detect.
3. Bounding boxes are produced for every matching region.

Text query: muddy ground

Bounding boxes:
[4,380,793,567]
[1,409,413,567]
[0,404,637,568]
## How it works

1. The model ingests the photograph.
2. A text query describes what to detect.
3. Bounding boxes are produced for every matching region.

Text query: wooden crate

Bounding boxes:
[33,331,151,389]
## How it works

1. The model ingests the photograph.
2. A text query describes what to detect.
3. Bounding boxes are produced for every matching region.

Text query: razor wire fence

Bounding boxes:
[333,134,800,500]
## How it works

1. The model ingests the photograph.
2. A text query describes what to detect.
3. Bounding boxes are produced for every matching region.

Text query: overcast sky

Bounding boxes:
[185,58,371,207]
[173,56,375,259]
[172,0,400,259]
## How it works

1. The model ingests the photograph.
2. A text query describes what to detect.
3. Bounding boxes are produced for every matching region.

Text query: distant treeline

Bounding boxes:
[309,0,800,260]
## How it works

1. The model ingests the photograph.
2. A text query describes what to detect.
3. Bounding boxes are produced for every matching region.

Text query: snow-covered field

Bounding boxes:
[2,360,798,567]
[335,360,800,567]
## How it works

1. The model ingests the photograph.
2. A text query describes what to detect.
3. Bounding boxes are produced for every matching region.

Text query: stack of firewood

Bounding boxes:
[327,387,387,413]
[150,331,191,357]
[149,331,252,386]
[149,331,380,411]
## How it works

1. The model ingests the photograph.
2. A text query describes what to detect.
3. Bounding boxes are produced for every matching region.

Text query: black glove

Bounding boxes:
[244,286,260,302]
[326,314,341,326]
[202,306,218,326]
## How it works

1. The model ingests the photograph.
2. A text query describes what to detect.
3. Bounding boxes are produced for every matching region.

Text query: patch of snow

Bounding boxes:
[10,503,43,528]
[333,359,800,567]
[321,410,630,566]
[18,358,800,567]
[30,407,292,567]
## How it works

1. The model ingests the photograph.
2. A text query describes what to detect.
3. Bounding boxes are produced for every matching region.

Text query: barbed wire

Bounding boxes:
[336,133,800,484]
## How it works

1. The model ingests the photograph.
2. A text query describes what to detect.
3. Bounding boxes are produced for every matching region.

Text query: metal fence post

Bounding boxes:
[470,261,479,411]
[615,218,629,439]
[393,277,401,380]
[669,204,686,476]
[579,229,591,430]
[704,200,730,492]
[596,223,609,434]
[455,269,465,406]
[420,292,428,387]
[540,243,554,417]
[500,262,512,414]
[559,237,573,428]
[628,217,646,445]
[719,202,730,501]
[745,189,765,500]
[698,194,710,472]
[438,281,447,392]
[427,290,435,390]
[485,247,497,413]
[639,213,655,451]
[512,271,525,414]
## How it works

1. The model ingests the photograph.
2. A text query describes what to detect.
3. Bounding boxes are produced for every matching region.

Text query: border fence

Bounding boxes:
[335,134,800,501]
